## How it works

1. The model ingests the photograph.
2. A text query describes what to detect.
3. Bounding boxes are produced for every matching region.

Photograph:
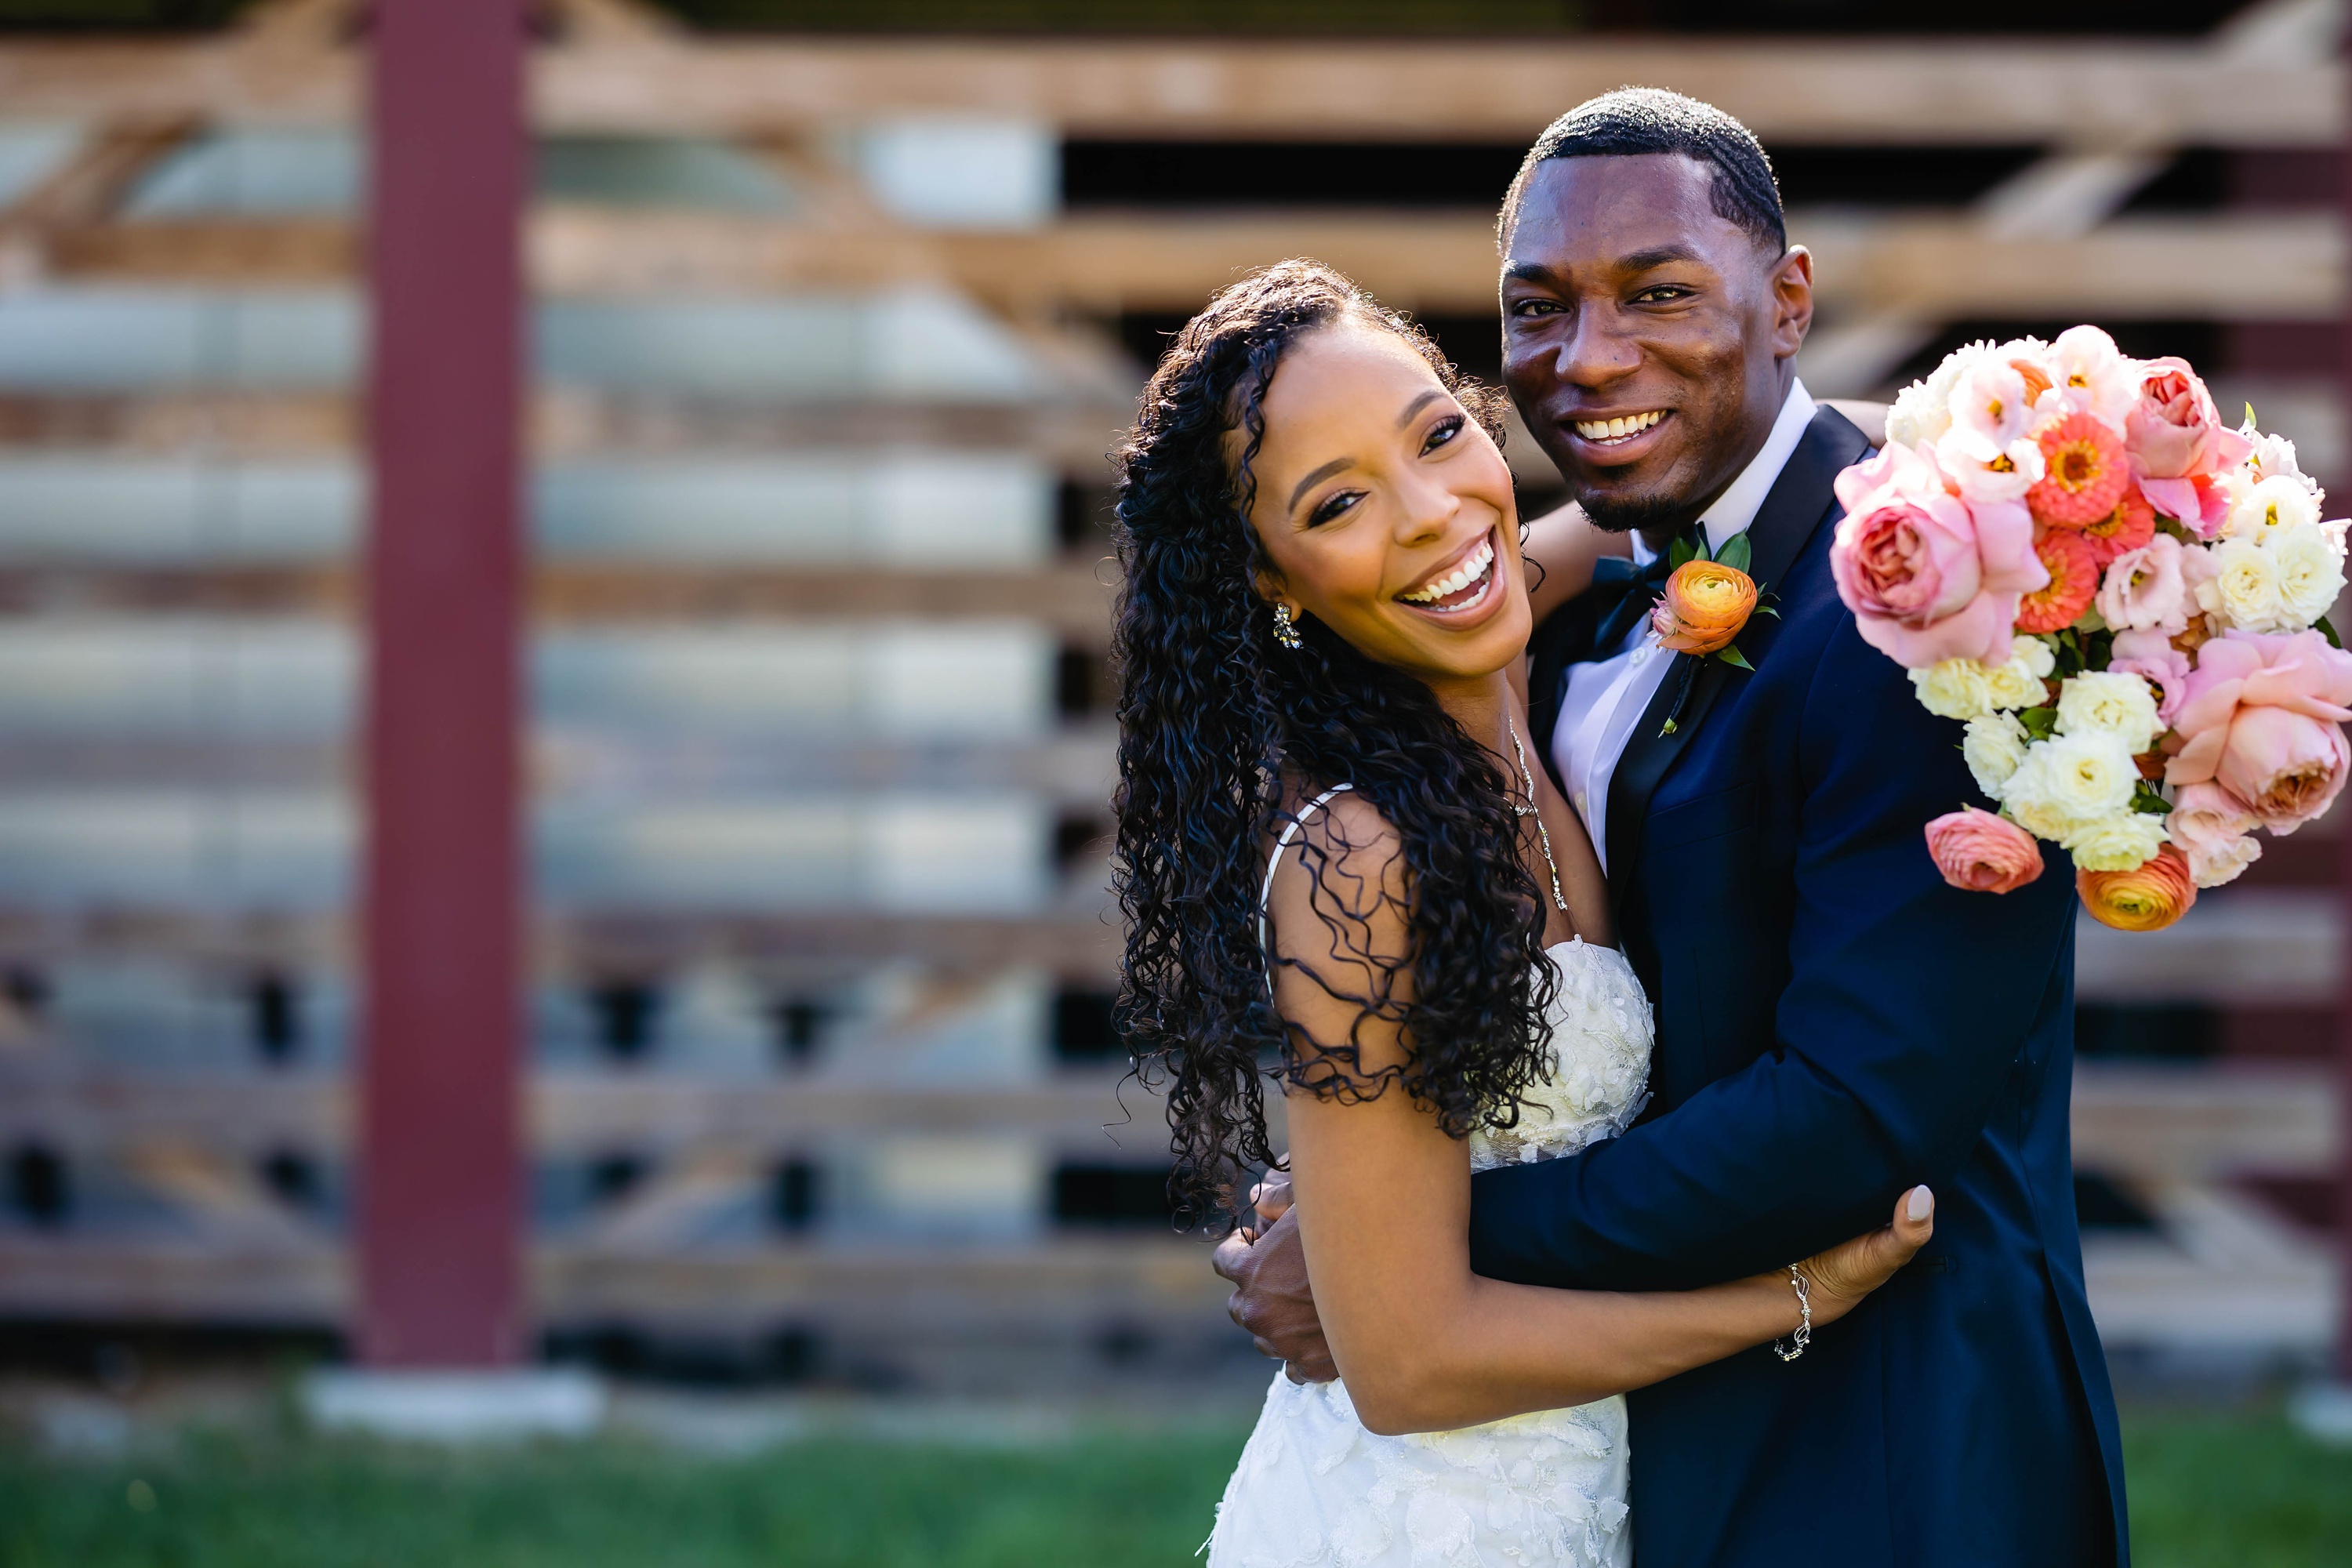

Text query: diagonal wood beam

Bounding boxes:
[1800,0,2340,395]
[0,113,201,285]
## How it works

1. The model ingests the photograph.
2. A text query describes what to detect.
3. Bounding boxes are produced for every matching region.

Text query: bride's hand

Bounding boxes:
[1788,1185,1936,1328]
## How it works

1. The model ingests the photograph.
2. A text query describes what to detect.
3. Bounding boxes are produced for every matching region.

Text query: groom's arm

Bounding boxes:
[1466,615,2076,1293]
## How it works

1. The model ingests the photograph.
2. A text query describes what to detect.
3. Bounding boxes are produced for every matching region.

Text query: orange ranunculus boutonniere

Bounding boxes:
[1650,531,1769,667]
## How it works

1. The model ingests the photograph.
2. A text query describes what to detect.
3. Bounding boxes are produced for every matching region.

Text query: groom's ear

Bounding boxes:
[1767,245,1815,362]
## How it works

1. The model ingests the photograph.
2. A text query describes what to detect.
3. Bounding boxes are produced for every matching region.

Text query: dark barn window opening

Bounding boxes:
[1052,1163,1177,1228]
[772,1157,822,1232]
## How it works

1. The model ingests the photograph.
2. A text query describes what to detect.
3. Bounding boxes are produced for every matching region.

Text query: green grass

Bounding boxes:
[0,1409,2344,1567]
[2123,1410,2352,1568]
[0,1423,1246,1568]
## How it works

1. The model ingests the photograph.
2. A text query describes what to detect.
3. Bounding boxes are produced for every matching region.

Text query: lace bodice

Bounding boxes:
[1210,898,1656,1568]
[1472,938,1653,1171]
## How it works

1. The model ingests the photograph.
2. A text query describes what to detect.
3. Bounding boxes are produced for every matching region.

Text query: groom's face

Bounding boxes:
[1500,153,1813,536]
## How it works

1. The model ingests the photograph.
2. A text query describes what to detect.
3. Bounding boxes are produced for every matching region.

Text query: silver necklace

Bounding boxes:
[1505,714,1570,915]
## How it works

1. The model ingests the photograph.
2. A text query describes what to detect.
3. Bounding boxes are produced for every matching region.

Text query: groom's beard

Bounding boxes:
[1578,490,1700,537]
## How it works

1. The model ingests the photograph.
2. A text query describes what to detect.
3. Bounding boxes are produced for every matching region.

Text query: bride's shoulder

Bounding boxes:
[1266,786,1401,884]
[1262,787,1407,936]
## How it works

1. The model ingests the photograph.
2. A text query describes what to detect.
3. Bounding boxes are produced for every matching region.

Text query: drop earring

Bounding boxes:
[1271,604,1303,650]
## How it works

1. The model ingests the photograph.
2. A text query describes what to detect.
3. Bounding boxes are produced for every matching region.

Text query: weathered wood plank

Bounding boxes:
[0,1059,2315,1174]
[0,564,1120,644]
[0,392,1135,468]
[0,1235,1230,1330]
[2070,1062,2338,1180]
[0,907,1123,980]
[0,36,2332,145]
[0,729,1120,807]
[0,1065,1167,1156]
[43,210,2350,321]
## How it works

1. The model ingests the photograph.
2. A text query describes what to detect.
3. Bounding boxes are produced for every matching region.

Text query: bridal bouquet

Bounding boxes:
[1830,326,2352,932]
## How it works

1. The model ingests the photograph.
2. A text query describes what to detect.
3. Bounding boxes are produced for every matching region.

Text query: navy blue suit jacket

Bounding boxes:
[1474,407,2128,1567]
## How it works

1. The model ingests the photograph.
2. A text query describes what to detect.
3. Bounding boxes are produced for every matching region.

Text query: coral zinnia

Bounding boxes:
[2081,485,2155,567]
[2028,412,2129,528]
[2015,528,2100,633]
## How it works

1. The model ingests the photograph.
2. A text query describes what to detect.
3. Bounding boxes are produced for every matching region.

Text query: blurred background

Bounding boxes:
[0,0,2345,1563]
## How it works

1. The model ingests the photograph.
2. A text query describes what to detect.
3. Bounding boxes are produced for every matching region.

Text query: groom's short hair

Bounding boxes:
[1499,87,1785,256]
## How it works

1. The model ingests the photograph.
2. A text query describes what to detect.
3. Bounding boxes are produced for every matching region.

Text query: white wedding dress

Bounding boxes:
[1207,787,1656,1568]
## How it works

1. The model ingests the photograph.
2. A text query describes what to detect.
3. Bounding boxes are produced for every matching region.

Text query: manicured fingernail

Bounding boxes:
[1907,1186,1935,1222]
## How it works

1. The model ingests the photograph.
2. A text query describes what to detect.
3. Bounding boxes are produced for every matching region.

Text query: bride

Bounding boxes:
[1108,260,1932,1567]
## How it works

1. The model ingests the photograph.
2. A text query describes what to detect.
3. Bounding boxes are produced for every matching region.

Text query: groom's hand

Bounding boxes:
[1210,1175,1337,1384]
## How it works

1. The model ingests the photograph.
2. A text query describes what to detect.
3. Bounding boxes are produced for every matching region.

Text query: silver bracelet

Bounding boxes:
[1772,1266,1812,1362]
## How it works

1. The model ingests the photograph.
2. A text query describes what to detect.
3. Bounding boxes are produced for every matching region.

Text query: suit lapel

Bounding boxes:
[1602,407,1874,903]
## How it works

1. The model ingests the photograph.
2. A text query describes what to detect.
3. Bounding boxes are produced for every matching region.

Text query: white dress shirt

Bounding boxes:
[1554,379,1817,873]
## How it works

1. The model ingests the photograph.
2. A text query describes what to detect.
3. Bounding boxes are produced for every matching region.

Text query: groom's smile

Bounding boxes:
[1498,152,1815,544]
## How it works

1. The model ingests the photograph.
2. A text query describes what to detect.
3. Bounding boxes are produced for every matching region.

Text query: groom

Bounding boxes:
[1217,89,2127,1566]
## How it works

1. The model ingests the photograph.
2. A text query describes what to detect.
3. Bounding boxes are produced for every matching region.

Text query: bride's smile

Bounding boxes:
[1395,527,1499,618]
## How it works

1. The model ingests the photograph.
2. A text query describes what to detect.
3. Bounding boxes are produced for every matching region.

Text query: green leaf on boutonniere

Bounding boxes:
[1715,532,1753,574]
[1669,535,1699,569]
[1714,644,1755,671]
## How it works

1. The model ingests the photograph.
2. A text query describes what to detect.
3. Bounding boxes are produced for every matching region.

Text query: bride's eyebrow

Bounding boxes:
[1287,456,1353,513]
[1395,390,1446,429]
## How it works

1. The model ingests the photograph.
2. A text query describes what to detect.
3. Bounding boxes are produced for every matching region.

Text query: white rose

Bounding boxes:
[1886,340,1997,449]
[2055,670,2163,755]
[2000,732,2138,840]
[1962,712,2032,799]
[2058,811,2169,873]
[1984,635,2056,710]
[1909,658,1995,720]
[2241,424,2326,508]
[2266,518,2347,628]
[2194,537,2292,633]
[2226,473,2321,541]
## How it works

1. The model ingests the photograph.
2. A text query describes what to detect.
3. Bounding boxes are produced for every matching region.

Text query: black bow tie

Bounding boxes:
[1590,522,1706,653]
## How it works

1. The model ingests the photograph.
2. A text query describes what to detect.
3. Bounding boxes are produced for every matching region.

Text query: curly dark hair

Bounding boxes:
[1109,258,1563,1226]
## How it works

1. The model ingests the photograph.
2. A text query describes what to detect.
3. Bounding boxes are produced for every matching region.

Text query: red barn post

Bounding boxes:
[355,0,529,1369]
[2333,55,2352,1401]
[2337,18,2352,1401]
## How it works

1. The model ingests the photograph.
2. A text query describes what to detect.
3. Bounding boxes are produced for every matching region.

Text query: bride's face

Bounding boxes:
[1240,321,1529,690]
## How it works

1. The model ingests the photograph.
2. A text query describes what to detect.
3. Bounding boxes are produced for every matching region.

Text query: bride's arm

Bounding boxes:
[1519,499,1628,625]
[1265,797,1929,1436]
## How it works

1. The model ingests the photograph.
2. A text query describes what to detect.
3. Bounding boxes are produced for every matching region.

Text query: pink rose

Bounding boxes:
[2127,358,2251,482]
[2108,628,2194,725]
[2165,780,2263,889]
[1924,807,2045,895]
[2165,629,2352,833]
[1830,442,2048,668]
[2093,533,2190,636]
[2128,359,2248,534]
